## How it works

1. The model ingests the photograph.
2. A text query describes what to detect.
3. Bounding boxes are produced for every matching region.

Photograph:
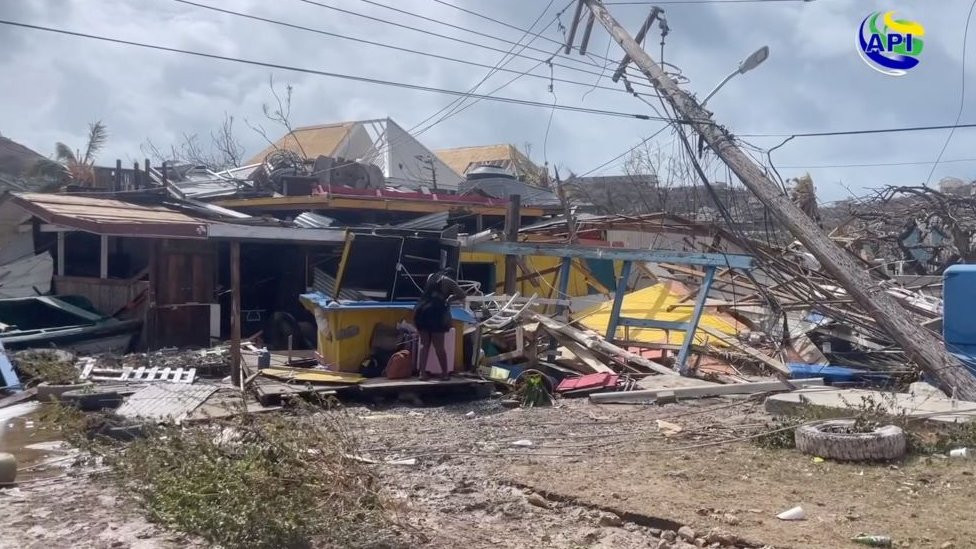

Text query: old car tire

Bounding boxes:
[795,420,907,461]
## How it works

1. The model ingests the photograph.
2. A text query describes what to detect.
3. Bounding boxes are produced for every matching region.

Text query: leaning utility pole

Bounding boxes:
[581,0,976,399]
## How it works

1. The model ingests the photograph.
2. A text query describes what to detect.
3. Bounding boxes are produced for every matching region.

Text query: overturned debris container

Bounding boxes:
[299,294,473,373]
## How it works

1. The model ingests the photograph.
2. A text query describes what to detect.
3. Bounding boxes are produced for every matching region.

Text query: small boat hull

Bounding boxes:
[0,296,141,355]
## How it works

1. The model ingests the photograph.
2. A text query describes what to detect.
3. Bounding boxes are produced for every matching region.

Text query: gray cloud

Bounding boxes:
[0,0,972,200]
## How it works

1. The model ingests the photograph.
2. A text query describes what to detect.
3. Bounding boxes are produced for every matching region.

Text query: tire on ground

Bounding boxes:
[794,420,907,461]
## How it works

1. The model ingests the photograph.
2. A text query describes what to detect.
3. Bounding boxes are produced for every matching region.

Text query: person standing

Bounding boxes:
[413,268,466,381]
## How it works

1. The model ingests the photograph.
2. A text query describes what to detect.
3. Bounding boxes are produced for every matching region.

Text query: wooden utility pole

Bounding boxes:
[230,241,242,387]
[503,194,522,295]
[582,0,976,399]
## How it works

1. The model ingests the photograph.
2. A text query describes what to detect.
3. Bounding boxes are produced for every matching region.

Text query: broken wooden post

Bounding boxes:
[230,241,242,387]
[503,194,522,295]
[584,0,976,400]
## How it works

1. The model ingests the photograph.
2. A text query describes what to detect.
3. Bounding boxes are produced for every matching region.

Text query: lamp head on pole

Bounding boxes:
[738,45,769,74]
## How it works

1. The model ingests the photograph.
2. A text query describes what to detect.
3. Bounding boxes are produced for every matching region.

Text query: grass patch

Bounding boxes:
[114,411,397,549]
[45,402,403,549]
[13,349,79,385]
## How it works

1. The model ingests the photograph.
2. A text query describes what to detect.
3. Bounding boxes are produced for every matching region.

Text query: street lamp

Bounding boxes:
[700,45,769,107]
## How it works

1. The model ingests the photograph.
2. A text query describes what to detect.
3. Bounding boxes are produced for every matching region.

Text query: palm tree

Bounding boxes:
[30,121,108,187]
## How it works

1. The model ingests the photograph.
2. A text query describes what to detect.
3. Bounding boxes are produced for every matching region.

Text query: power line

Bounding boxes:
[577,123,672,176]
[427,0,661,82]
[354,0,617,70]
[741,122,976,139]
[606,0,813,4]
[0,19,680,122]
[170,0,641,95]
[779,157,976,169]
[924,0,976,184]
[429,0,572,51]
[368,0,563,169]
[291,0,656,92]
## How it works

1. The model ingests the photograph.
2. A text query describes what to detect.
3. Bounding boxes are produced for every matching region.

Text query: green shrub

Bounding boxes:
[107,411,395,549]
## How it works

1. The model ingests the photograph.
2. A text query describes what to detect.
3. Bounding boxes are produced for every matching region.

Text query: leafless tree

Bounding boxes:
[142,113,244,171]
[836,183,976,274]
[246,75,307,162]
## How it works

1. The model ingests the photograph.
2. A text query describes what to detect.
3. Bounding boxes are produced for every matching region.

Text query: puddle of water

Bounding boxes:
[0,401,73,481]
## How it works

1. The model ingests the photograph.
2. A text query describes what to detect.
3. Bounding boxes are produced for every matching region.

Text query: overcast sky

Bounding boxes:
[0,0,972,201]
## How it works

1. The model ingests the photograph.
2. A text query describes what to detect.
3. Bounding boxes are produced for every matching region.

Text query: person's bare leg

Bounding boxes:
[431,331,449,380]
[418,331,431,381]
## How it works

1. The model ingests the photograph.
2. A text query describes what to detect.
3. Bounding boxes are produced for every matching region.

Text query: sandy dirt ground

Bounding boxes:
[1,396,974,548]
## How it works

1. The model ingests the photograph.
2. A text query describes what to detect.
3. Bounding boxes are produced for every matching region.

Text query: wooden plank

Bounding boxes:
[230,240,241,387]
[526,311,675,375]
[589,377,825,403]
[555,337,615,374]
[0,387,36,409]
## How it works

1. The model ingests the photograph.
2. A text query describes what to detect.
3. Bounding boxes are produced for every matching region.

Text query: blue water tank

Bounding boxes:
[943,265,976,353]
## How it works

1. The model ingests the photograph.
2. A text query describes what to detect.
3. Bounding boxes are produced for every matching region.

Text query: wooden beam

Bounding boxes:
[56,232,65,277]
[527,311,675,375]
[230,241,242,387]
[99,235,109,279]
[146,240,158,350]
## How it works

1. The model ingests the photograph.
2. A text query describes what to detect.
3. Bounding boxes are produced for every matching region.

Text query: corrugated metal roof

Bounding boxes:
[294,212,336,228]
[247,122,355,165]
[7,192,210,238]
[312,268,366,300]
[393,211,449,230]
[117,383,219,424]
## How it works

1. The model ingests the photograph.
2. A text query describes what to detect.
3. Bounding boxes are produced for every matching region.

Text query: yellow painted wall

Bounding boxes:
[304,305,464,372]
[574,282,740,346]
[460,252,602,299]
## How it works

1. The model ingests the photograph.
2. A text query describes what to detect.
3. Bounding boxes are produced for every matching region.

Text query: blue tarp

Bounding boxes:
[788,363,893,384]
[299,293,477,324]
